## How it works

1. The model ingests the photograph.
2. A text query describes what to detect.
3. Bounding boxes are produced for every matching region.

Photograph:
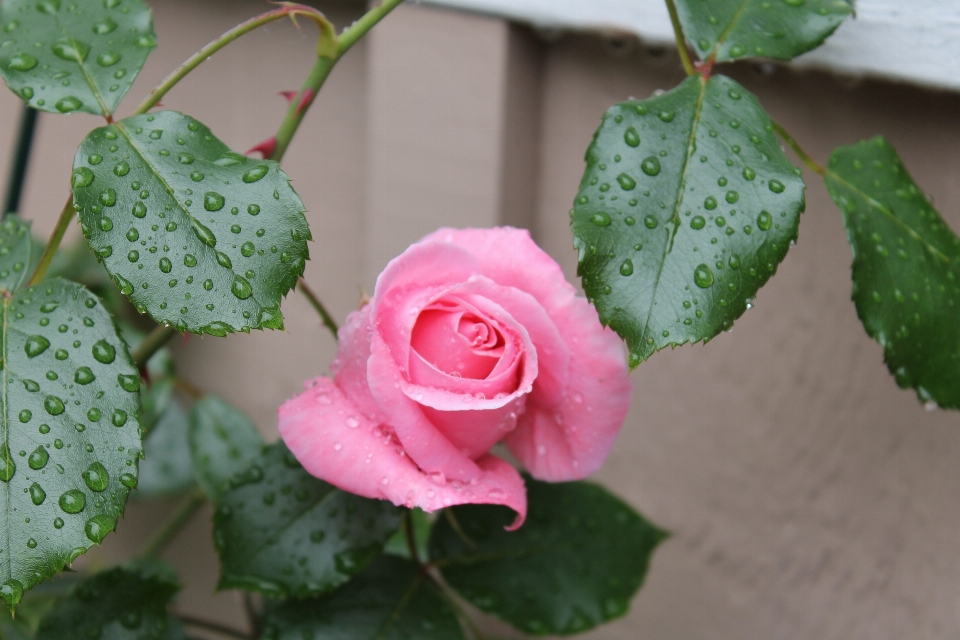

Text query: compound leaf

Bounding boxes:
[674,0,852,63]
[430,479,667,636]
[72,111,311,335]
[213,442,401,598]
[572,74,804,366]
[0,0,156,116]
[825,136,960,409]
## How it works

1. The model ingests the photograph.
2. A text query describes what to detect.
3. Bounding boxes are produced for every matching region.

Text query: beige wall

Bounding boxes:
[3,1,960,638]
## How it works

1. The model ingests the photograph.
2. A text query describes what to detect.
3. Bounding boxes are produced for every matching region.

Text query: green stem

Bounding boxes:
[3,105,39,217]
[431,577,486,640]
[403,510,421,565]
[141,489,206,558]
[132,325,178,369]
[269,0,406,162]
[133,4,337,115]
[177,614,252,640]
[665,0,696,76]
[297,277,339,340]
[772,120,826,176]
[27,197,75,287]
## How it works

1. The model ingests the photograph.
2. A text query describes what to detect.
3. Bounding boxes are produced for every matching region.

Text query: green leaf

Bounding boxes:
[136,382,193,499]
[674,0,852,63]
[187,395,263,501]
[34,565,178,640]
[0,217,36,293]
[824,136,960,409]
[261,556,464,640]
[0,277,143,609]
[572,74,804,366]
[213,442,401,598]
[72,111,311,335]
[48,240,135,324]
[0,0,156,116]
[430,479,667,636]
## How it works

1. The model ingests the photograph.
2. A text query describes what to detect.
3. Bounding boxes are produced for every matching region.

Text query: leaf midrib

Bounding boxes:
[639,76,707,348]
[827,170,953,265]
[51,12,110,117]
[710,0,752,59]
[113,121,271,309]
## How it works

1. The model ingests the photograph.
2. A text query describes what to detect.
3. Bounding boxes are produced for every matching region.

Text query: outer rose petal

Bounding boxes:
[330,305,385,425]
[279,377,527,527]
[506,293,631,480]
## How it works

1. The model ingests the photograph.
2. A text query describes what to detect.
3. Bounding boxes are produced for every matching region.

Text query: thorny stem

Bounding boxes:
[665,0,696,76]
[133,4,337,115]
[132,325,179,369]
[269,0,406,162]
[140,489,206,558]
[297,277,339,340]
[27,197,75,287]
[177,614,253,640]
[772,120,827,176]
[174,376,205,400]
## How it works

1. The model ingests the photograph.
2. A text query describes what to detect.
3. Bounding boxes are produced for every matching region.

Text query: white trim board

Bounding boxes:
[419,0,960,92]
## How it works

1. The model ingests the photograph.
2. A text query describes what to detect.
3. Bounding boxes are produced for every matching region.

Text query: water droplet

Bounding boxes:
[59,490,86,514]
[117,374,140,392]
[178,153,195,165]
[769,179,785,193]
[192,221,217,247]
[616,173,637,191]
[28,446,49,471]
[204,192,226,211]
[643,215,658,229]
[216,252,232,269]
[240,241,256,257]
[729,44,746,57]
[74,366,95,385]
[619,259,634,276]
[704,196,718,210]
[243,165,269,183]
[85,515,114,544]
[97,51,121,67]
[92,16,118,34]
[82,462,110,492]
[693,263,716,289]
[7,53,38,71]
[44,395,65,415]
[729,254,741,270]
[757,211,773,231]
[641,156,661,176]
[690,215,706,230]
[24,335,50,358]
[52,38,91,63]
[29,483,46,505]
[581,211,612,228]
[112,409,128,427]
[657,110,675,122]
[92,339,116,364]
[231,277,253,300]
[742,166,756,181]
[159,257,172,273]
[132,201,147,218]
[725,190,739,204]
[99,188,117,207]
[72,167,95,188]
[119,473,137,488]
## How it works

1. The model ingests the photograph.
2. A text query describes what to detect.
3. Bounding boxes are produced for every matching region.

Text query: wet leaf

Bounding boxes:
[136,381,193,499]
[572,74,804,366]
[188,395,263,501]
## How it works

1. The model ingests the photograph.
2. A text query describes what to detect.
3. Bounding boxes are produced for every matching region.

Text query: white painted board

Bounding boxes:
[420,0,960,92]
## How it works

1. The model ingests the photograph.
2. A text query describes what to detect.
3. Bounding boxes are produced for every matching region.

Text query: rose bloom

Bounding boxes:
[279,227,631,527]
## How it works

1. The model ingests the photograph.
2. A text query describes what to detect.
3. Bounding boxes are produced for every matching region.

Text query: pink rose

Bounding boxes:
[279,227,631,527]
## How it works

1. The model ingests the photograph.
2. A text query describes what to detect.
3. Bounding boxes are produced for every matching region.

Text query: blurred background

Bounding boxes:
[2,0,960,637]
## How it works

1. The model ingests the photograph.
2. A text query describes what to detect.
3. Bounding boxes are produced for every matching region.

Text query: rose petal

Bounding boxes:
[506,294,631,480]
[330,305,386,425]
[279,377,526,527]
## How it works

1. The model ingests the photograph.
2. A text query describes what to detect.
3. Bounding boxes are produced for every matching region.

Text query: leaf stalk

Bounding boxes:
[771,120,826,176]
[665,0,697,76]
[297,277,339,340]
[132,325,180,370]
[140,489,206,558]
[27,197,75,287]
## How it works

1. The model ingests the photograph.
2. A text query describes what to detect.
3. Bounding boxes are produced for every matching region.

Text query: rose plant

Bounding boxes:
[0,0,956,637]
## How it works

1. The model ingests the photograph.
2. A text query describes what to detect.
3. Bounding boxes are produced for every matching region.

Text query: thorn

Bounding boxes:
[279,90,298,104]
[246,136,277,158]
[294,89,314,117]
